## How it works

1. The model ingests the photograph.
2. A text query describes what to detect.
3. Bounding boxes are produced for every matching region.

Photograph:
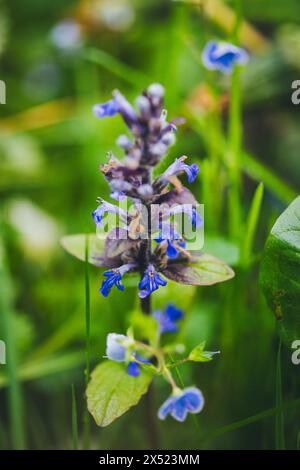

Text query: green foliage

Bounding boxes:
[260,196,300,345]
[164,254,235,285]
[203,236,240,266]
[129,309,158,345]
[86,361,154,427]
[60,234,105,265]
[189,341,218,362]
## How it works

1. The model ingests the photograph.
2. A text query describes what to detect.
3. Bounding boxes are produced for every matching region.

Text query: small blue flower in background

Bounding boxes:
[139,264,167,299]
[93,98,119,119]
[106,333,129,362]
[202,40,249,74]
[158,387,204,422]
[153,304,183,334]
[162,156,199,184]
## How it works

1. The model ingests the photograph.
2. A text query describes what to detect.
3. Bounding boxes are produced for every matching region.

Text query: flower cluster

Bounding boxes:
[105,303,214,422]
[92,84,206,299]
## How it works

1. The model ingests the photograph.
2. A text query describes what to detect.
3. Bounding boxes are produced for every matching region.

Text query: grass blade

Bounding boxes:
[71,384,78,450]
[0,351,85,388]
[243,152,297,203]
[275,339,285,450]
[83,235,91,450]
[200,396,300,445]
[83,49,149,88]
[241,182,264,266]
[0,230,25,449]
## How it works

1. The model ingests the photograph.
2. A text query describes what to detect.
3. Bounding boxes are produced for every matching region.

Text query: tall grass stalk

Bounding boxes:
[71,384,78,450]
[83,235,91,449]
[228,0,243,240]
[241,182,264,267]
[0,227,25,449]
[199,396,300,446]
[275,339,285,450]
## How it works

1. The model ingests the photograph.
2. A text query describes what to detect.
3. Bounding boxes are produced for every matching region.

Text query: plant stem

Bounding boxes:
[83,235,91,450]
[0,220,25,449]
[71,384,78,450]
[228,0,243,240]
[139,235,159,449]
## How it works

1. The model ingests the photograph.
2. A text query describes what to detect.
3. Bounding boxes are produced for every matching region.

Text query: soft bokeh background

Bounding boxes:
[0,0,300,450]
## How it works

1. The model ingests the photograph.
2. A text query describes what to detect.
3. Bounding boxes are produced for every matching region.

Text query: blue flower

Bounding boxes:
[93,98,119,119]
[106,334,151,377]
[153,304,183,334]
[100,264,134,297]
[138,265,167,299]
[127,354,151,377]
[158,387,204,422]
[170,205,203,230]
[202,40,249,74]
[100,270,124,297]
[163,156,199,183]
[92,199,127,228]
[155,228,186,259]
[191,207,203,229]
[106,333,129,362]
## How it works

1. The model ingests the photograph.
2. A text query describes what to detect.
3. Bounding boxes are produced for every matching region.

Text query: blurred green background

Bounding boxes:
[0,0,300,450]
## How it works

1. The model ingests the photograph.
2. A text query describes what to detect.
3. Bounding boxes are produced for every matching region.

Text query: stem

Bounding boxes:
[139,225,160,448]
[0,217,25,449]
[71,384,78,450]
[228,0,243,240]
[83,235,91,450]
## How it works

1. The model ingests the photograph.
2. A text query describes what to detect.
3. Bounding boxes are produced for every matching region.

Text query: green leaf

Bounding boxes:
[260,196,300,345]
[86,361,154,427]
[189,341,220,362]
[61,233,105,265]
[162,254,235,286]
[203,236,240,266]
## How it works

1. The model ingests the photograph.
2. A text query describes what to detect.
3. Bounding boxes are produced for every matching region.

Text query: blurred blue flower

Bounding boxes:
[153,304,183,334]
[106,333,129,362]
[158,387,204,422]
[139,265,167,299]
[202,40,249,74]
[106,334,151,377]
[93,98,119,118]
